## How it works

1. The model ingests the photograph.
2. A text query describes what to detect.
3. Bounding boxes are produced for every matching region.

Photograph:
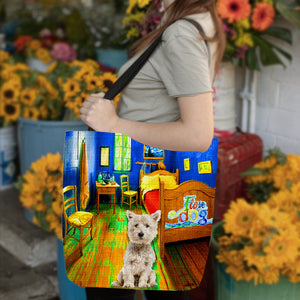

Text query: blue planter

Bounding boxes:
[96,48,128,71]
[57,239,87,300]
[17,117,88,175]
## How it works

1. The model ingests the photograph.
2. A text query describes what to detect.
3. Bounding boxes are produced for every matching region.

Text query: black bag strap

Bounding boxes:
[88,18,209,131]
[104,18,209,101]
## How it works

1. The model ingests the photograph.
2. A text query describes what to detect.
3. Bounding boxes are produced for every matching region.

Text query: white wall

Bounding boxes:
[237,21,300,156]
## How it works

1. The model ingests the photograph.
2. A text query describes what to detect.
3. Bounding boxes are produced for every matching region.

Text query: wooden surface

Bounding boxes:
[95,182,120,214]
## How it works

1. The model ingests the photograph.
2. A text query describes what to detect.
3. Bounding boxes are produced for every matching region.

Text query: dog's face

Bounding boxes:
[126,210,161,244]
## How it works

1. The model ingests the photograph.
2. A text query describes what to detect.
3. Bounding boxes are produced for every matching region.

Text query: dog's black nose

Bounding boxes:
[138,232,144,238]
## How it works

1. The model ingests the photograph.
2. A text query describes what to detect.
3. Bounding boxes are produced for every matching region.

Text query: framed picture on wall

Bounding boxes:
[143,145,164,160]
[100,146,110,167]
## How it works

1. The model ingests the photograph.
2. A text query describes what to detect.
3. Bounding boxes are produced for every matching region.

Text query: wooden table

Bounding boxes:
[95,182,120,214]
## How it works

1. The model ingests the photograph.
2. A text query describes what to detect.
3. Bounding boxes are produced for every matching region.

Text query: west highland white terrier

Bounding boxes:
[112,210,161,288]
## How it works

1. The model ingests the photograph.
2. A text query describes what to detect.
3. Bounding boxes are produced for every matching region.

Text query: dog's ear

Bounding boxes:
[127,210,136,220]
[151,210,161,222]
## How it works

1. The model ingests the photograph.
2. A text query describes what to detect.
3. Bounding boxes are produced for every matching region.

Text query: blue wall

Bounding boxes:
[63,131,218,211]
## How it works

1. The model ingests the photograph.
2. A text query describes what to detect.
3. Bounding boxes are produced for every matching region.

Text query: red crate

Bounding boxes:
[214,132,263,222]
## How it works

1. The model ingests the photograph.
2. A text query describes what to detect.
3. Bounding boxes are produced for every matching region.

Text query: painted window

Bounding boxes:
[114,133,131,171]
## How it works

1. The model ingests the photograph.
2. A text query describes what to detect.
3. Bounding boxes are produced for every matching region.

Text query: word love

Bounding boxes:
[167,195,208,225]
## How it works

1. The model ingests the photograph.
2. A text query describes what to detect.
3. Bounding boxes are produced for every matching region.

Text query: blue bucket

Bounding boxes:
[96,49,128,71]
[57,239,87,300]
[17,117,88,175]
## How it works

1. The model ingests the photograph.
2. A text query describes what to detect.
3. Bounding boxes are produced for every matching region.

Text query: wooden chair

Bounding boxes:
[120,175,138,210]
[63,185,94,256]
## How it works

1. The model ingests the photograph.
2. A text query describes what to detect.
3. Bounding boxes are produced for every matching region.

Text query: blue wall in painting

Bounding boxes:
[63,131,218,211]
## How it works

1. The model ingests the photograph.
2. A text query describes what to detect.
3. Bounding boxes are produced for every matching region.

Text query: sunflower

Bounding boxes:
[1,102,21,122]
[267,188,295,214]
[46,152,62,172]
[223,198,259,235]
[264,233,298,268]
[73,66,95,81]
[217,0,251,23]
[242,245,269,273]
[258,203,290,230]
[84,59,100,70]
[20,89,37,106]
[99,72,118,92]
[39,102,49,120]
[254,155,278,170]
[45,61,58,73]
[0,50,10,63]
[62,79,81,97]
[23,107,40,120]
[259,266,280,285]
[114,93,121,108]
[251,2,275,32]
[85,74,102,91]
[17,153,63,239]
[29,39,42,51]
[35,48,52,64]
[249,219,269,244]
[0,81,20,102]
[13,62,30,72]
[72,93,89,117]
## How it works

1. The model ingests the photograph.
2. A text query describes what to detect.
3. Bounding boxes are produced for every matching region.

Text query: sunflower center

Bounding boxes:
[70,84,74,91]
[242,215,249,223]
[229,3,239,11]
[5,104,16,115]
[4,90,14,99]
[104,80,113,89]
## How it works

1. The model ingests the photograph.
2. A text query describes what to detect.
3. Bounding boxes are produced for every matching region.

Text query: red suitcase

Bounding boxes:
[214,132,263,222]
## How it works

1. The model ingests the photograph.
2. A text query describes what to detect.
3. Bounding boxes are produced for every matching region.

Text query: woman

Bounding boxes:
[81,0,225,299]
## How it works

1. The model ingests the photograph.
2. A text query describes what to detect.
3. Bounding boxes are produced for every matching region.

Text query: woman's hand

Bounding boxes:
[80,92,119,132]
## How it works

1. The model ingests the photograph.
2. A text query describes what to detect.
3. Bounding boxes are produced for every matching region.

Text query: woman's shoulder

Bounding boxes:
[162,12,215,42]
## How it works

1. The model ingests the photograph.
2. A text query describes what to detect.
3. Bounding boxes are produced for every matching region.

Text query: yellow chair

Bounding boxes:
[120,175,138,210]
[63,185,94,256]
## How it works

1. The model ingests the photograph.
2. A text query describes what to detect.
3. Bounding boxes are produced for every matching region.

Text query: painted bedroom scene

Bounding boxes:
[62,130,218,291]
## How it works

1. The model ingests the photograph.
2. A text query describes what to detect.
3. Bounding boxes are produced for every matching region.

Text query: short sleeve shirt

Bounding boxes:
[116,12,217,123]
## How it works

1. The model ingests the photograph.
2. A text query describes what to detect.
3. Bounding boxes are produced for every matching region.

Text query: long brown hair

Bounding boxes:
[132,0,225,73]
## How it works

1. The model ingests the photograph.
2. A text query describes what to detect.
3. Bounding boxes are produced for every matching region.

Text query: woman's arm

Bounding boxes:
[80,92,214,152]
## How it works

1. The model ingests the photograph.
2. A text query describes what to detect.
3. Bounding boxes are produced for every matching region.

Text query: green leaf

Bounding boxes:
[271,44,292,62]
[13,176,24,191]
[35,211,49,231]
[43,191,53,208]
[239,237,254,246]
[46,98,54,111]
[297,210,300,218]
[267,227,279,234]
[262,234,274,247]
[228,242,245,251]
[256,248,266,256]
[275,1,300,30]
[268,147,287,165]
[286,180,292,189]
[240,167,266,177]
[256,37,283,66]
[263,27,292,45]
[245,46,260,70]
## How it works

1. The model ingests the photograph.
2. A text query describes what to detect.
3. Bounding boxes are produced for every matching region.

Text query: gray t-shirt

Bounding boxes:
[116,12,217,123]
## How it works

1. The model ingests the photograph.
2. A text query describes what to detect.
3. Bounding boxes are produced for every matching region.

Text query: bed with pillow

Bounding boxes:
[139,169,215,259]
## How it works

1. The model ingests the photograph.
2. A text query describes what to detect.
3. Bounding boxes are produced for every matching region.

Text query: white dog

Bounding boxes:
[112,210,161,288]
